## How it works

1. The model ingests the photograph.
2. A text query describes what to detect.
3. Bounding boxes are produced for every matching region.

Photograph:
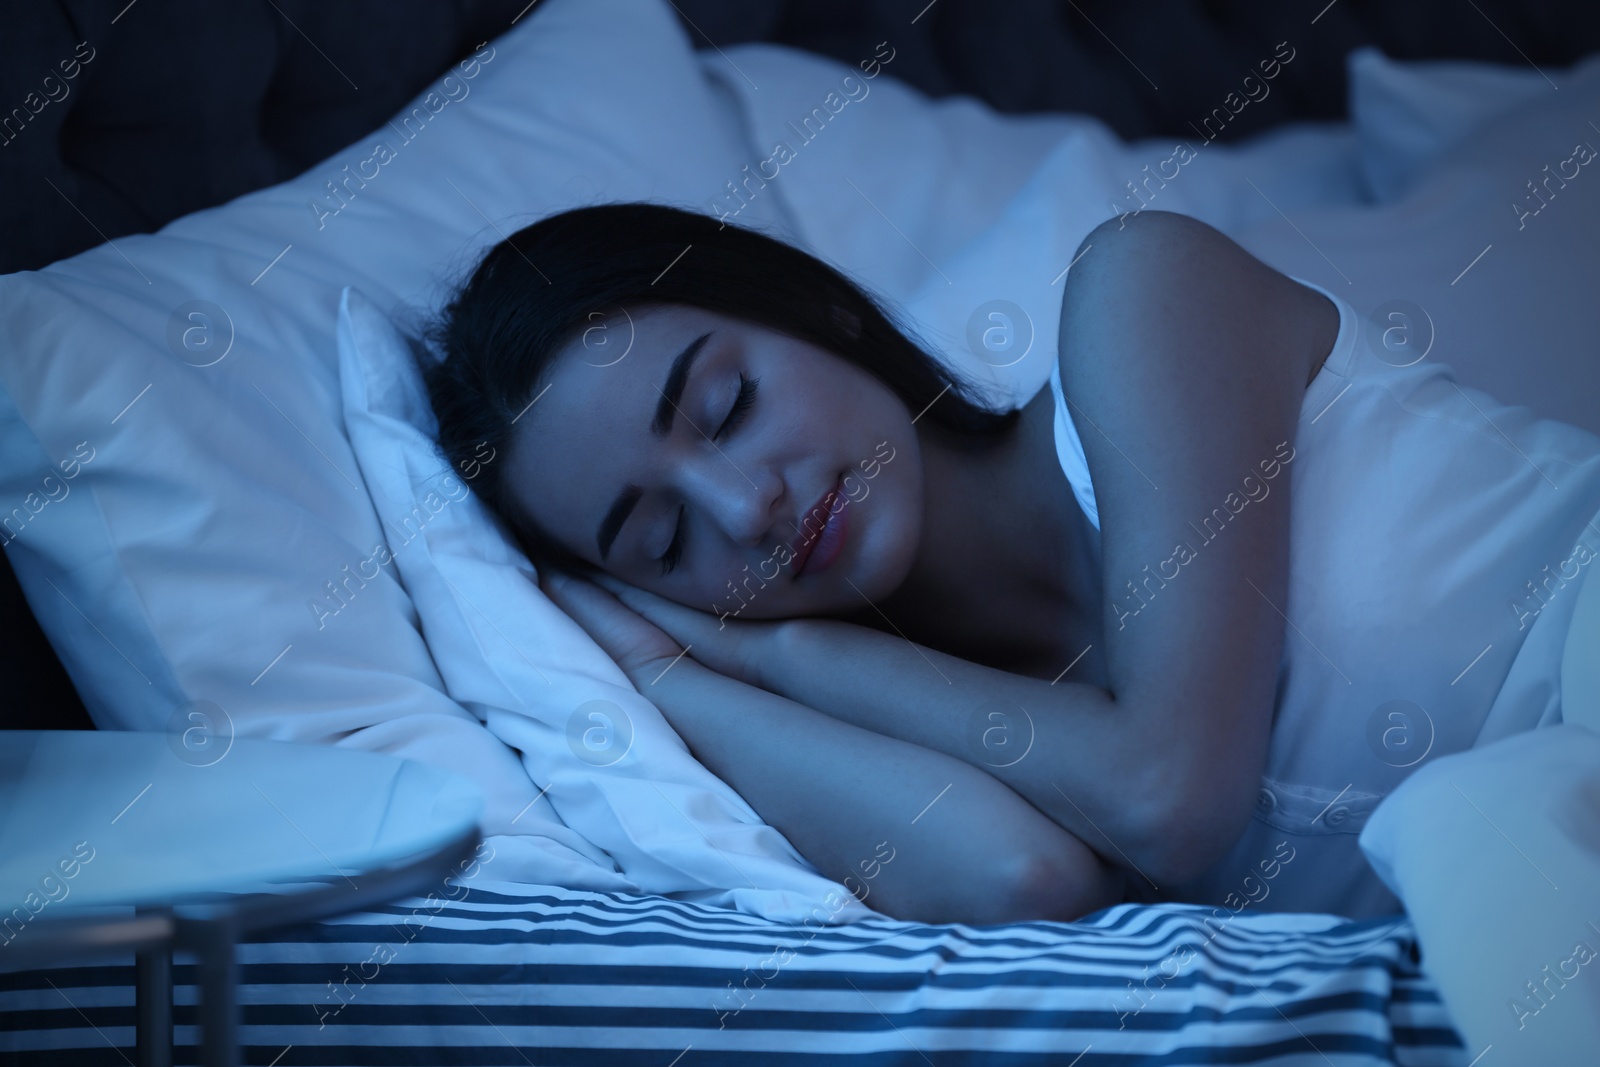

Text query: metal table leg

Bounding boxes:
[176,910,239,1067]
[135,906,173,1067]
[135,945,173,1067]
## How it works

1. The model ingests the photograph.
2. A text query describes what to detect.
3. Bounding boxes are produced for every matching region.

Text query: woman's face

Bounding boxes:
[504,303,925,618]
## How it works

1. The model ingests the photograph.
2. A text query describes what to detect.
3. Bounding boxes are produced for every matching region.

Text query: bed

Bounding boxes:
[4,0,1600,1061]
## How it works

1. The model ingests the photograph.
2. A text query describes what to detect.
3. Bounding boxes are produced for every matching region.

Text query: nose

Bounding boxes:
[678,455,784,549]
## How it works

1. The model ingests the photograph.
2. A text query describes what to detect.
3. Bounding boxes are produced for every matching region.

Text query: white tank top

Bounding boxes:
[1046,276,1600,918]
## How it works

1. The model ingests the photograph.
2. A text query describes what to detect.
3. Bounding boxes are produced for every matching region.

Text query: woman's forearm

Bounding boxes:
[754,617,1174,889]
[641,656,1122,925]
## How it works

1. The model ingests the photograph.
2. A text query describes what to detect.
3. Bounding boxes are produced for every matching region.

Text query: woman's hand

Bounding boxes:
[586,572,784,687]
[538,570,685,682]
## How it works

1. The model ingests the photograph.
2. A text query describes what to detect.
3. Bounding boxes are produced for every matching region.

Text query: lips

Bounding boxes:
[789,476,843,578]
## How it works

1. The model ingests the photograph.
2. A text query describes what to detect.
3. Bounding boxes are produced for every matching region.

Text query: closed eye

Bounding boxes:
[715,374,759,440]
[659,374,759,576]
[659,503,685,576]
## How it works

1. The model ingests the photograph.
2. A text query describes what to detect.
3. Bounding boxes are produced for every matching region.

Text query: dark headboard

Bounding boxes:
[4,0,1598,728]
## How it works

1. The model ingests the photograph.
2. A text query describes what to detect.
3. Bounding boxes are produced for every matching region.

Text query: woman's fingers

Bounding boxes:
[587,571,776,684]
[538,570,684,678]
[590,571,728,644]
[588,573,694,632]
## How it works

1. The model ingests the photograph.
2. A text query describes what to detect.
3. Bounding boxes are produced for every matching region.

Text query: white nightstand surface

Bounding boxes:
[0,731,483,912]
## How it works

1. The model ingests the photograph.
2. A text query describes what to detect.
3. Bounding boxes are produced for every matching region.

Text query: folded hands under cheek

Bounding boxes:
[537,569,684,679]
[539,569,780,687]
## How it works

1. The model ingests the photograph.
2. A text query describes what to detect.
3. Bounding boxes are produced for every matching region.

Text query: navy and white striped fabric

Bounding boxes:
[2,881,1466,1065]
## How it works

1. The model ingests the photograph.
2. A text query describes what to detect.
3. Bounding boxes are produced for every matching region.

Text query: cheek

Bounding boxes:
[843,445,921,598]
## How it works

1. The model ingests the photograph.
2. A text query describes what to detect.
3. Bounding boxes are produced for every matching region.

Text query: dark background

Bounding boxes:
[5,0,1600,729]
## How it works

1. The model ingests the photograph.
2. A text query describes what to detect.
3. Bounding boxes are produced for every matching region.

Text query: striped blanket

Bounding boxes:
[1,881,1466,1065]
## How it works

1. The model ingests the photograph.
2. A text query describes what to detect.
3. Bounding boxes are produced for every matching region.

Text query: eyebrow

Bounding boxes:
[596,331,713,561]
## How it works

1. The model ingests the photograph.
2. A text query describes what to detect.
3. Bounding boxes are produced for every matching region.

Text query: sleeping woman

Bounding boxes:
[422,202,1600,926]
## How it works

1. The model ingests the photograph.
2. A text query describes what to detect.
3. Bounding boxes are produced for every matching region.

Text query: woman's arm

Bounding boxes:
[643,653,1126,924]
[739,212,1340,887]
[540,572,1123,925]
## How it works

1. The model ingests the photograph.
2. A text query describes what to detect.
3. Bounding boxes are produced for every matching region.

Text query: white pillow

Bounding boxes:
[702,41,1371,409]
[1347,45,1575,202]
[0,0,816,904]
[704,41,1600,429]
[337,285,873,921]
[1357,724,1600,1062]
[695,42,1112,308]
